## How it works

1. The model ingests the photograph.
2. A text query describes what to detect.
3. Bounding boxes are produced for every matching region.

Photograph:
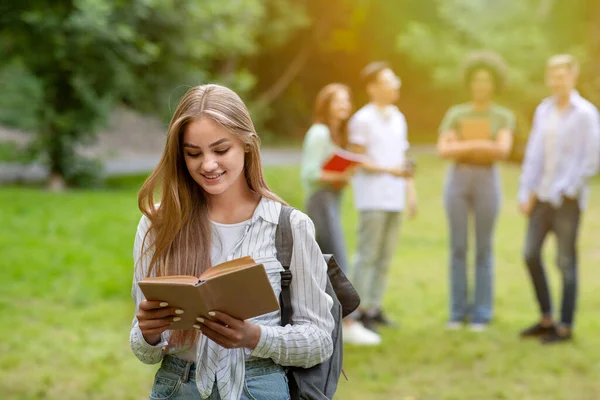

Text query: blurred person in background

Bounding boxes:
[437,51,515,332]
[347,62,417,336]
[300,83,380,345]
[518,54,600,344]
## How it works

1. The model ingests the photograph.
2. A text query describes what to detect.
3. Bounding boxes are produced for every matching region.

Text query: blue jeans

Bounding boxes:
[149,356,290,400]
[444,164,501,324]
[524,198,580,326]
[306,188,349,273]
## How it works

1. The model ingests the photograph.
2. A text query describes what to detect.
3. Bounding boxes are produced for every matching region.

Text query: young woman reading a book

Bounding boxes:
[299,84,379,346]
[130,84,334,400]
[436,51,516,332]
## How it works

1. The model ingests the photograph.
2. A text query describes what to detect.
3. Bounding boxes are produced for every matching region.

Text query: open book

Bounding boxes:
[322,148,365,173]
[459,118,492,141]
[138,256,280,330]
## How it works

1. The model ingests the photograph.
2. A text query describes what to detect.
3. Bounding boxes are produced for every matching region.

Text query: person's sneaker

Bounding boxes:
[373,309,399,328]
[540,327,572,345]
[359,314,379,333]
[469,323,487,332]
[520,322,556,338]
[342,321,381,346]
[446,321,463,331]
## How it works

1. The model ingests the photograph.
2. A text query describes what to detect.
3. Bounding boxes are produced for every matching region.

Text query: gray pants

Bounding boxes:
[305,189,349,273]
[444,164,501,324]
[352,210,402,311]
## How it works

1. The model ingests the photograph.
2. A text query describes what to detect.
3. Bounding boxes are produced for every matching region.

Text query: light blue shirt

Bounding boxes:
[518,91,600,209]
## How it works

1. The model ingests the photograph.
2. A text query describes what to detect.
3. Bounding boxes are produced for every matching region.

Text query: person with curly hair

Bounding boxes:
[437,51,516,332]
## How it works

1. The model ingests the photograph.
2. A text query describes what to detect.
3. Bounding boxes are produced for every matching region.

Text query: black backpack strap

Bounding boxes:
[276,205,295,326]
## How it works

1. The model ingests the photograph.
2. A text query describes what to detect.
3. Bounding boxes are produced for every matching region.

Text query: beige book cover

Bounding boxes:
[459,118,492,141]
[138,256,280,330]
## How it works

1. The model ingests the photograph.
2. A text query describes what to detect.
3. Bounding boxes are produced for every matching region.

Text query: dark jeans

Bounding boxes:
[524,198,581,327]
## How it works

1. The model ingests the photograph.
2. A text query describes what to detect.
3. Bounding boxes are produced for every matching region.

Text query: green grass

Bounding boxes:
[2,153,600,400]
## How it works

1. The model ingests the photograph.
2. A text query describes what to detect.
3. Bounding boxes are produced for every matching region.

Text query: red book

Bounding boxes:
[322,149,365,172]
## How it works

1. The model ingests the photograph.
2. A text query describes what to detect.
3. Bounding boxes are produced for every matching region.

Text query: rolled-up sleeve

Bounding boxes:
[250,210,334,368]
[565,106,600,197]
[130,216,167,364]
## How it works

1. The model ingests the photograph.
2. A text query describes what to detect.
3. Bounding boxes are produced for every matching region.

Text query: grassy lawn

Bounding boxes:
[1,153,600,400]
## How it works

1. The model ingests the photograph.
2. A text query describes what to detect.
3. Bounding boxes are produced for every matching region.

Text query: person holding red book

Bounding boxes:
[300,83,380,345]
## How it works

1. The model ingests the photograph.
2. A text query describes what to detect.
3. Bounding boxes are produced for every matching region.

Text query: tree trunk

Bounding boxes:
[43,70,76,190]
[257,40,312,105]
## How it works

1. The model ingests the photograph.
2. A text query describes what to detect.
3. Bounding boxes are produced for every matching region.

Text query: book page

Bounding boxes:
[198,256,257,280]
[139,275,200,285]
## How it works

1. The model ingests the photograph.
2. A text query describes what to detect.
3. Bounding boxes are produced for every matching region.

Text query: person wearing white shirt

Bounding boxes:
[130,84,334,399]
[518,55,600,344]
[347,62,418,334]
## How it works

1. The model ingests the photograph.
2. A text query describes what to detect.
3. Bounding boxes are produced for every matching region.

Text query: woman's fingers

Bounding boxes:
[196,324,233,348]
[139,317,174,330]
[198,317,238,339]
[196,312,260,349]
[206,311,241,329]
[143,324,172,337]
[137,304,182,321]
[139,300,170,311]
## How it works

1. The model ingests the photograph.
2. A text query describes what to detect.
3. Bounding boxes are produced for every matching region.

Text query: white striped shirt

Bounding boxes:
[129,197,335,400]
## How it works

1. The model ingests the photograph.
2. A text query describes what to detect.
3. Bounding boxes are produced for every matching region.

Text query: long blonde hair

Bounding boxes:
[138,84,285,348]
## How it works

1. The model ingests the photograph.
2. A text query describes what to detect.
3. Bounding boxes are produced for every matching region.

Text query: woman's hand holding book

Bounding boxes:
[137,300,184,345]
[195,311,261,350]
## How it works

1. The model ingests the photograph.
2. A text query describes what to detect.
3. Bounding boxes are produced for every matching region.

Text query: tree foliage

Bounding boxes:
[0,0,308,186]
[0,0,597,182]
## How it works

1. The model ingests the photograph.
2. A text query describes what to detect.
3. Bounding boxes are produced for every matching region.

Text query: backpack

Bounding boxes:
[275,205,361,400]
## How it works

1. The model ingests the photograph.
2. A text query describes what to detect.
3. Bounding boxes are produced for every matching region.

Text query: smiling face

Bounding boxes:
[329,89,352,122]
[182,117,247,198]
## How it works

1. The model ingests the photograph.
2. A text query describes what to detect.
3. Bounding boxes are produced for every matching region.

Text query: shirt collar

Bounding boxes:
[368,103,395,120]
[250,196,282,225]
[547,90,583,109]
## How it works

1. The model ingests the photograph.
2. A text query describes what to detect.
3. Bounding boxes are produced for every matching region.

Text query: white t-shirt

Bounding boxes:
[210,219,251,265]
[349,103,409,211]
[175,218,250,361]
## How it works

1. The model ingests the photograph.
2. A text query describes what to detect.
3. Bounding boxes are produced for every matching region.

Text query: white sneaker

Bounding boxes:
[343,321,382,345]
[446,321,463,331]
[469,323,487,332]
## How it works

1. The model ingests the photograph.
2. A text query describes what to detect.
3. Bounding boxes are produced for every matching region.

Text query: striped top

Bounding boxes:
[129,197,335,400]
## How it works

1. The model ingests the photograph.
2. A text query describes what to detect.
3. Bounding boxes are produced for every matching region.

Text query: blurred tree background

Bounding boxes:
[0,0,598,185]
